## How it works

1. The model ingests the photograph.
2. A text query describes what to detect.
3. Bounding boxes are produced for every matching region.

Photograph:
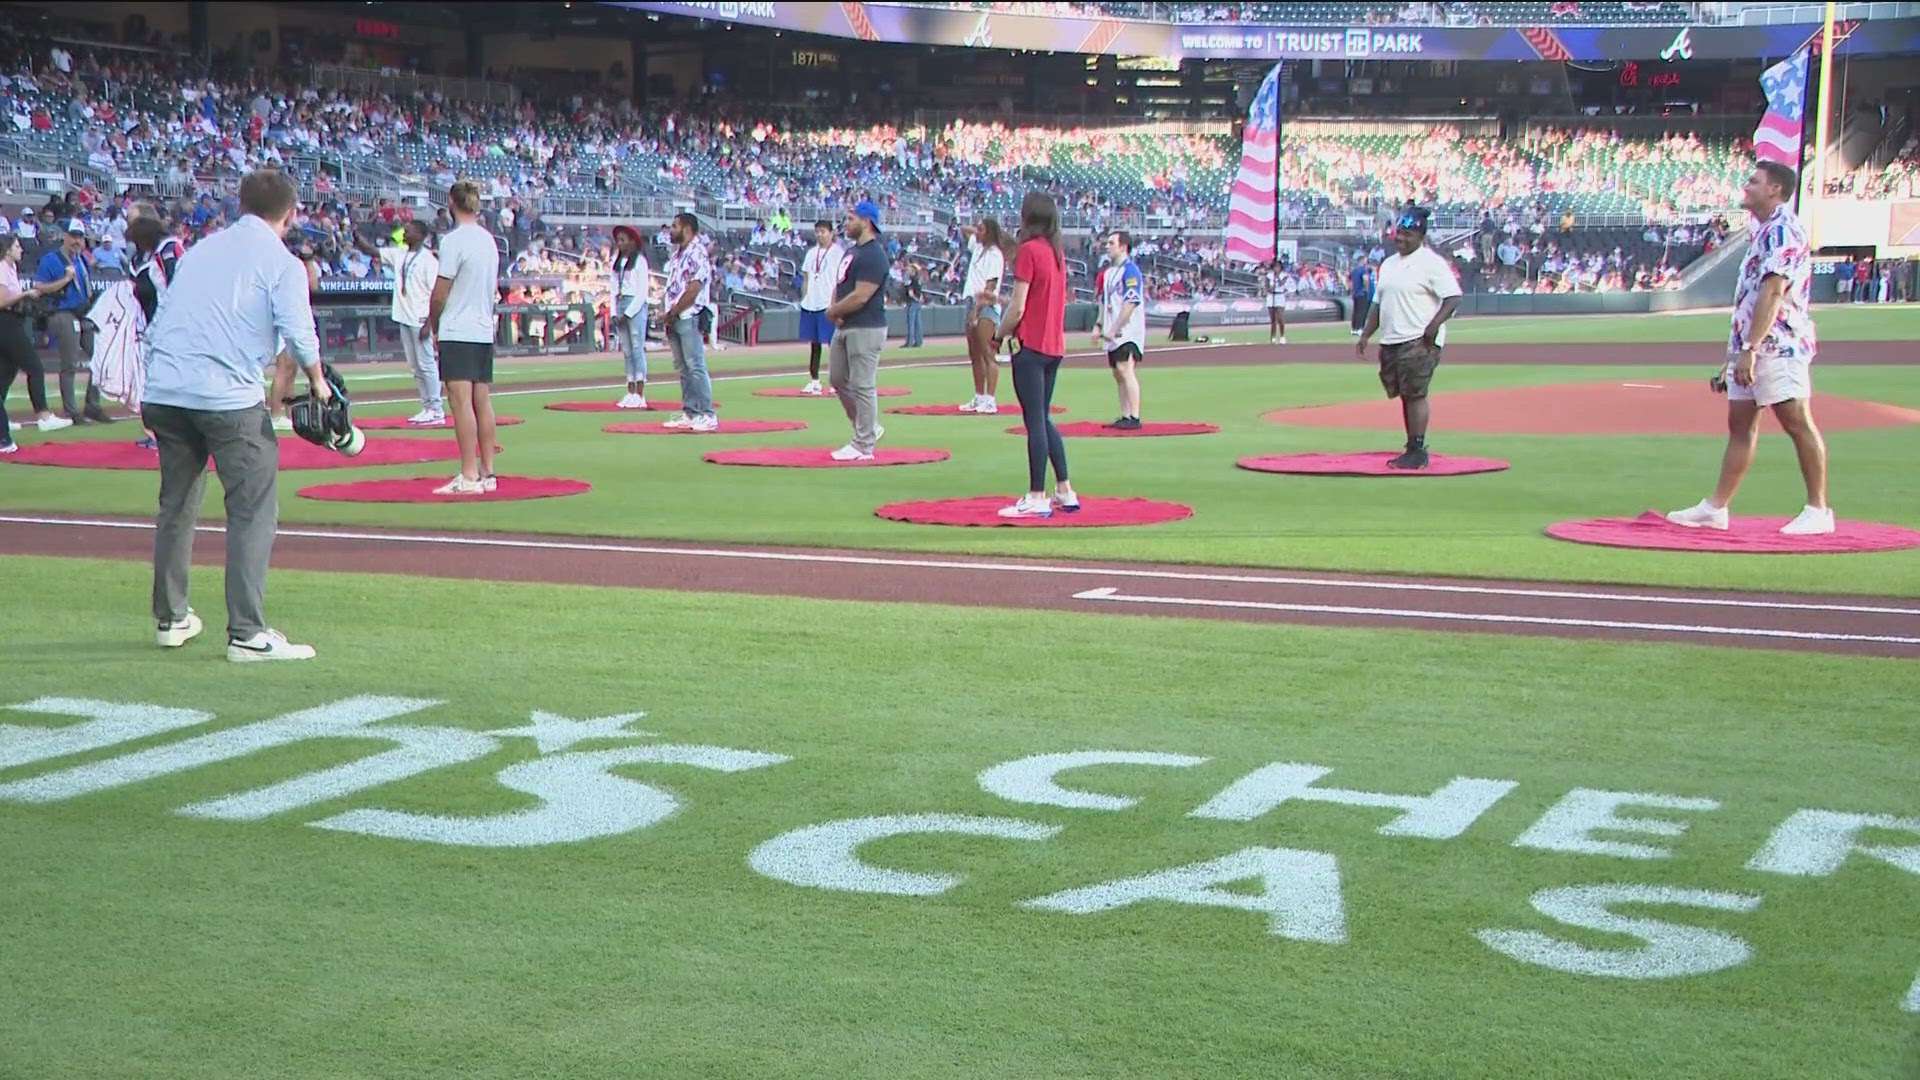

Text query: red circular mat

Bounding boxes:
[876,496,1193,528]
[1236,452,1509,477]
[355,415,525,430]
[2,436,484,471]
[754,386,911,398]
[603,420,807,435]
[704,446,951,468]
[1009,421,1219,437]
[1546,511,1920,554]
[298,475,591,503]
[545,399,709,412]
[887,403,1064,416]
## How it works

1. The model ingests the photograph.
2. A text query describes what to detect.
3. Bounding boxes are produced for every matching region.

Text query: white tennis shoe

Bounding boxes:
[1665,500,1729,530]
[1779,505,1835,536]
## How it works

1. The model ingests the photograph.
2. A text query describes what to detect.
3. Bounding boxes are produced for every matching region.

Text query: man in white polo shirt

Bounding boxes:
[1355,206,1462,470]
[142,168,328,662]
[426,180,500,494]
[356,219,441,424]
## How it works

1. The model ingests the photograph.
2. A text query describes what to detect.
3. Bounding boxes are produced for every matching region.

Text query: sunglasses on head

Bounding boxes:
[1396,215,1425,230]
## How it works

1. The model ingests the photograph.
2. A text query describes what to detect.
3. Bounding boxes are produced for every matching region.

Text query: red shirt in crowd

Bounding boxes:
[1014,236,1066,357]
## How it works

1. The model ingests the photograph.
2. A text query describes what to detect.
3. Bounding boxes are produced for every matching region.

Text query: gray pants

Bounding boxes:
[397,323,441,412]
[830,325,886,452]
[143,402,280,640]
[48,310,100,417]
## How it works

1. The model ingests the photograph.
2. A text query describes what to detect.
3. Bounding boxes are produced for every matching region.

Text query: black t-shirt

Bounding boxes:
[836,237,888,329]
[904,277,923,303]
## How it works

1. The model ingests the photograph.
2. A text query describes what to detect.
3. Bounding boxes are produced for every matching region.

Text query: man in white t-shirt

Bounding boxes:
[1354,206,1462,470]
[797,219,843,394]
[356,220,441,424]
[426,181,501,495]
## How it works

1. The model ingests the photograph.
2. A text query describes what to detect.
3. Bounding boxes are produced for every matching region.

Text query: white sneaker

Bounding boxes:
[802,380,823,396]
[480,475,498,493]
[662,412,694,429]
[1277,336,1288,345]
[35,414,74,432]
[420,411,446,425]
[433,475,487,496]
[406,409,435,424]
[1050,489,1081,513]
[998,493,1054,519]
[227,629,317,663]
[959,397,981,412]
[632,398,647,411]
[156,609,202,648]
[0,442,16,454]
[1665,499,1729,530]
[1779,505,1835,536]
[977,397,998,414]
[271,415,293,432]
[830,443,875,461]
[690,414,719,432]
[616,393,642,410]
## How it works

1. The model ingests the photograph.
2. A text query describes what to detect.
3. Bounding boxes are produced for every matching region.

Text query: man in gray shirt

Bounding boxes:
[142,168,329,662]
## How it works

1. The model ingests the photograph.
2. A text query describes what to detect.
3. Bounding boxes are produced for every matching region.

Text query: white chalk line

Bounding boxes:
[1070,588,1920,646]
[3,514,1916,619]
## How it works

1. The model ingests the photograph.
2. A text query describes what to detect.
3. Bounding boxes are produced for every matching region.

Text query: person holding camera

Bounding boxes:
[142,169,328,663]
[36,219,113,424]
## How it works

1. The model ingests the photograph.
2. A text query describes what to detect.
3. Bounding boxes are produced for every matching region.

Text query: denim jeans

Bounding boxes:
[667,316,714,417]
[617,309,648,381]
[904,301,923,347]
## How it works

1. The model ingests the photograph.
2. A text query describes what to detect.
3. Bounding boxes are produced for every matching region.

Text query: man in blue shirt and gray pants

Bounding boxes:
[142,169,330,662]
[35,218,112,423]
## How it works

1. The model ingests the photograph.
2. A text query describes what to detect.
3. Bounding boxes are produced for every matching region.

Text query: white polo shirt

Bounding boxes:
[1375,244,1462,347]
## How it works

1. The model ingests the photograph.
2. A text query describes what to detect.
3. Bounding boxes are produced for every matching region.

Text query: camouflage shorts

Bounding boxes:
[1378,339,1442,400]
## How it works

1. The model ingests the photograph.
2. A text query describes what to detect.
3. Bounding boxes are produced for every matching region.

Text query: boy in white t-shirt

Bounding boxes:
[1354,207,1462,470]
[797,220,844,394]
[1090,231,1147,430]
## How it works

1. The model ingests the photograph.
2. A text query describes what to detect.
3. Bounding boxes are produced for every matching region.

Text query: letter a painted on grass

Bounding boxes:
[1189,763,1516,839]
[749,815,1061,896]
[978,751,1210,811]
[0,698,214,770]
[1476,885,1761,979]
[1745,809,1920,878]
[313,743,789,847]
[1022,847,1349,943]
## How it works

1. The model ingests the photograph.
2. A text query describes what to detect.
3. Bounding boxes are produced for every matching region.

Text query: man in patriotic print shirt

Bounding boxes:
[1668,160,1833,536]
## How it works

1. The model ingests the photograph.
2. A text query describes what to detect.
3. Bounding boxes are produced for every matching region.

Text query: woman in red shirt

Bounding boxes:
[998,191,1078,519]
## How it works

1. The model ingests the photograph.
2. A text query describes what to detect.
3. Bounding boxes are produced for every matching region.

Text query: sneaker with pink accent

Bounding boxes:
[997,494,1054,519]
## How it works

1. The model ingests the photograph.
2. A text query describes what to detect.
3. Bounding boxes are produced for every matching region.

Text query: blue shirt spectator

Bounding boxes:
[34,224,91,312]
[1349,263,1373,298]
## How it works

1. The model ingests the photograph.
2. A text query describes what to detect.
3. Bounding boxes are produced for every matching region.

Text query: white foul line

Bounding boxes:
[1070,588,1920,646]
[3,514,1918,619]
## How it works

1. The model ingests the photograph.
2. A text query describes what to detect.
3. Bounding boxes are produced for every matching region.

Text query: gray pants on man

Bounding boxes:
[143,403,280,640]
[48,310,102,417]
[397,323,442,413]
[830,325,886,453]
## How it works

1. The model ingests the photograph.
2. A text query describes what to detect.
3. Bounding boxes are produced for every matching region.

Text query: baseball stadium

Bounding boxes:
[2,1,1918,1077]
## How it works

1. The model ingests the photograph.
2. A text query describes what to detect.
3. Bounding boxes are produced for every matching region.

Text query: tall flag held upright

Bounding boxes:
[1224,62,1282,265]
[1752,47,1809,167]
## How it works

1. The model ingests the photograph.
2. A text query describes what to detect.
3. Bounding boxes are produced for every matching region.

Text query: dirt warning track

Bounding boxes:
[5,515,1917,659]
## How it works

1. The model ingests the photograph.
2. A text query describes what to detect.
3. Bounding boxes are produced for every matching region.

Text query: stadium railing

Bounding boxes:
[311,63,519,108]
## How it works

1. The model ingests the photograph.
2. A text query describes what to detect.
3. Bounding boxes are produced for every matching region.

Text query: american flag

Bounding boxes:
[1224,63,1282,265]
[1753,47,1809,167]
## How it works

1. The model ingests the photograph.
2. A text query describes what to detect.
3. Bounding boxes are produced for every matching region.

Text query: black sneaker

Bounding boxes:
[84,406,117,424]
[67,412,93,426]
[1114,417,1143,430]
[1387,447,1430,470]
[1105,416,1128,428]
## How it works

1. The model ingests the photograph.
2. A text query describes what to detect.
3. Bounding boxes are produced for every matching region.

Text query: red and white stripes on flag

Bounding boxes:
[1224,63,1282,265]
[1753,47,1809,167]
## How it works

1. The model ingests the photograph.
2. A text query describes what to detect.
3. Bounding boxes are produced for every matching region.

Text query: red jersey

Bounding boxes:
[1014,237,1066,357]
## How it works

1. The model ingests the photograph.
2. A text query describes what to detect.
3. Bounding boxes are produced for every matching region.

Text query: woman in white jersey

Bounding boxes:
[960,217,1009,413]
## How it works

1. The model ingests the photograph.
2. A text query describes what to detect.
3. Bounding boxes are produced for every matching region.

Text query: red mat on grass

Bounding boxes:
[1009,420,1219,437]
[603,419,807,435]
[753,386,911,398]
[2,436,480,471]
[356,415,525,430]
[887,403,1064,416]
[704,446,951,468]
[545,400,708,412]
[1236,451,1509,477]
[298,475,591,503]
[1545,511,1920,554]
[876,496,1193,528]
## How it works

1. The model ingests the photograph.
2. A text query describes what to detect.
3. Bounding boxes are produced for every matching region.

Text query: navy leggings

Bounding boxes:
[1010,347,1069,492]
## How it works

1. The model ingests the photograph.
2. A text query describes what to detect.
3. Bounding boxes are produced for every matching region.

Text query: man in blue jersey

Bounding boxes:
[1090,230,1146,430]
[1349,258,1375,336]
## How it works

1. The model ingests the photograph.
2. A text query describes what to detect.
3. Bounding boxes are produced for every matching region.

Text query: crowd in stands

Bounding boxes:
[1100,1,1696,24]
[1824,138,1920,200]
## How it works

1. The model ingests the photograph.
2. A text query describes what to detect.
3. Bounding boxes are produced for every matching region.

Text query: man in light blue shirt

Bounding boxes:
[143,168,329,663]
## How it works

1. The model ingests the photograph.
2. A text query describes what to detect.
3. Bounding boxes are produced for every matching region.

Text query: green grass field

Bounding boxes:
[2,560,1917,1080]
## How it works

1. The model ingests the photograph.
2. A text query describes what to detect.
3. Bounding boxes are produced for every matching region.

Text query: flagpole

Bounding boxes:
[1272,60,1284,266]
[1809,0,1837,244]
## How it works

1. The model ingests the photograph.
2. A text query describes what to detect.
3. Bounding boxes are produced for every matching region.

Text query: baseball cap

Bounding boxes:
[1395,207,1431,233]
[852,199,883,235]
[64,218,87,236]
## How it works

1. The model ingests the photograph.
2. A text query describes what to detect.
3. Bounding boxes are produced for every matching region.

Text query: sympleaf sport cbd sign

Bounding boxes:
[4,695,1916,1013]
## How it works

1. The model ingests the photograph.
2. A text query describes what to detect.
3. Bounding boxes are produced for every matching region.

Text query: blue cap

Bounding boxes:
[1395,207,1431,232]
[853,199,883,234]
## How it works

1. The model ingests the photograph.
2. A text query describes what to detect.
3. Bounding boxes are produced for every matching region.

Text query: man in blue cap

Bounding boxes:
[1355,206,1461,470]
[823,199,889,461]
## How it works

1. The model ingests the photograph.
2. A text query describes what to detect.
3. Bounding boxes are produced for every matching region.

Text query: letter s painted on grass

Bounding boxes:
[1476,885,1761,979]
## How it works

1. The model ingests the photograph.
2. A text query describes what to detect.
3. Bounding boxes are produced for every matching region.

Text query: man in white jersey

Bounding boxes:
[1090,230,1146,430]
[355,220,441,424]
[797,219,843,394]
[1667,160,1832,536]
[1355,206,1462,470]
[426,180,501,495]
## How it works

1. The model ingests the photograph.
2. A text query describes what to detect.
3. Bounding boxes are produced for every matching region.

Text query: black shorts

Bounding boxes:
[438,341,495,383]
[1106,342,1143,367]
